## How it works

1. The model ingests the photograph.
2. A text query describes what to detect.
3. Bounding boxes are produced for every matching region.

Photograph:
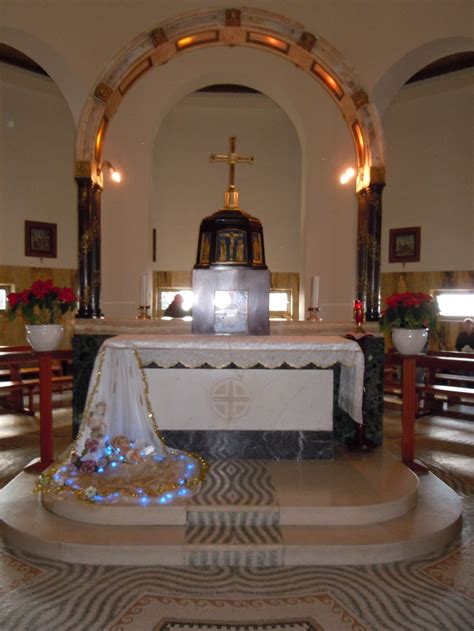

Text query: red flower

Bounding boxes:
[19,290,30,303]
[6,278,76,324]
[31,279,54,299]
[7,292,20,309]
[58,287,76,303]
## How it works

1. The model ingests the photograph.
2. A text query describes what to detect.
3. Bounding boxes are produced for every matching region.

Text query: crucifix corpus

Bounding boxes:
[210,136,254,209]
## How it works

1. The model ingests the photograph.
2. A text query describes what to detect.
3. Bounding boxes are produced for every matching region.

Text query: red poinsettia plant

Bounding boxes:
[7,279,76,325]
[379,291,439,333]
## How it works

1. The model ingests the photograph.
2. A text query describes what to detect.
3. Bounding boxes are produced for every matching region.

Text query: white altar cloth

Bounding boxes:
[104,334,364,424]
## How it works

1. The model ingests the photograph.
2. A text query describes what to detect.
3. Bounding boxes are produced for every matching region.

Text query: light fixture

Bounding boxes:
[247,32,289,53]
[311,63,344,100]
[352,122,365,164]
[176,31,219,50]
[339,167,356,184]
[98,160,122,183]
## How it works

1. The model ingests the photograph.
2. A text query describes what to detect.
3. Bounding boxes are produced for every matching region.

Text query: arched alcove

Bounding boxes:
[100,45,355,320]
[372,36,473,117]
[0,47,76,270]
[0,44,77,345]
[152,87,302,274]
[0,26,85,123]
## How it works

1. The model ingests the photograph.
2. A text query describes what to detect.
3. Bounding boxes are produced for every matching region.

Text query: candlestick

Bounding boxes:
[310,276,319,308]
[140,273,148,307]
[353,299,366,333]
[306,306,322,322]
[137,305,151,320]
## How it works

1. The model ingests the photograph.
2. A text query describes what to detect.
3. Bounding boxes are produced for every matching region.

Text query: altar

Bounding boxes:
[94,333,364,460]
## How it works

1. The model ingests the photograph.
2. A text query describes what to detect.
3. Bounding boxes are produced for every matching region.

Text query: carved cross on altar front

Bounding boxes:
[210,136,254,192]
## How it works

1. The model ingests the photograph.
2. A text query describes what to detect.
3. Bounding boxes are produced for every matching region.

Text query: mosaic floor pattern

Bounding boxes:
[0,410,473,630]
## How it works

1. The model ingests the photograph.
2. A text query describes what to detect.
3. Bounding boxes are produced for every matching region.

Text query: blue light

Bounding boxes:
[72,484,80,490]
[93,495,103,502]
[178,479,185,485]
[154,455,164,462]
[186,463,195,471]
[111,461,118,468]
[119,456,125,461]
[65,478,75,486]
[159,496,169,504]
[97,467,104,473]
[165,492,174,500]
[140,496,150,505]
[178,488,189,496]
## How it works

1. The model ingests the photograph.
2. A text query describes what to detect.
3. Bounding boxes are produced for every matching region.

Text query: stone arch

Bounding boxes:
[372,36,474,118]
[74,7,387,319]
[75,8,385,192]
[0,26,85,123]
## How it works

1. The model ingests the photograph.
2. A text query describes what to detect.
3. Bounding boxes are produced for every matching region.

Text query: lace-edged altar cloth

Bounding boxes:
[38,345,207,505]
[106,334,365,424]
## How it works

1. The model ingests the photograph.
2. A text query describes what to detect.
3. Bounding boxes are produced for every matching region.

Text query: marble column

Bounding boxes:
[76,177,103,318]
[356,182,385,321]
[91,184,103,318]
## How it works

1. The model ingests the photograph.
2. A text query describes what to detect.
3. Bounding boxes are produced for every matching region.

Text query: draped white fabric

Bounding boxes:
[75,347,168,457]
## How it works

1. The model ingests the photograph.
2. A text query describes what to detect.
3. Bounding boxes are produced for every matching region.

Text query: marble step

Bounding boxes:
[42,450,420,527]
[0,470,461,566]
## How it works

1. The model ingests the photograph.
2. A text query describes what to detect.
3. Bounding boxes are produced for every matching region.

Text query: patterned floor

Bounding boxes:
[0,408,473,630]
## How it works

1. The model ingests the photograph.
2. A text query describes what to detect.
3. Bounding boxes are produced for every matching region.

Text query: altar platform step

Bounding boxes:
[0,449,462,566]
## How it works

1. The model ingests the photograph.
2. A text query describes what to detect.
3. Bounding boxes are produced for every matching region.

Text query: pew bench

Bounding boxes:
[416,382,474,419]
[0,374,73,415]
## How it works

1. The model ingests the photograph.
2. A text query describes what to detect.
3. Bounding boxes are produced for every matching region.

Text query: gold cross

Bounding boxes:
[210,136,254,191]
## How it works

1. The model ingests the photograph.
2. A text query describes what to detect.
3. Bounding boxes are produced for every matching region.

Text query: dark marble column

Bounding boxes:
[76,177,94,318]
[356,182,385,321]
[91,184,103,318]
[76,178,104,318]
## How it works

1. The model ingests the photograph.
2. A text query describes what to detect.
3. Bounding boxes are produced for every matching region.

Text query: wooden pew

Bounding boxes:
[384,352,474,467]
[0,348,73,415]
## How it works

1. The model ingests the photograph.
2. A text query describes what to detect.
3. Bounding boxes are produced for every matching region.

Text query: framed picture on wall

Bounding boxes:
[25,220,57,258]
[389,227,420,263]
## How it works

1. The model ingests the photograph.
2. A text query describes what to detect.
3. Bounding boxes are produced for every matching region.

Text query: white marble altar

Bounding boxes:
[102,334,364,459]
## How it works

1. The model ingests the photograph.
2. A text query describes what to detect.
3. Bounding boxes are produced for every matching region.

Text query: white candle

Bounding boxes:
[310,276,319,307]
[140,273,148,306]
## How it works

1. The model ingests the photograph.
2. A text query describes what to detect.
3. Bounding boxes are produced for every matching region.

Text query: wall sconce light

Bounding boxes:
[98,160,122,183]
[339,167,356,184]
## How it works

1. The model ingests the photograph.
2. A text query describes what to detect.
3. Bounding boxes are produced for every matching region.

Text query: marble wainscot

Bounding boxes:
[72,321,383,459]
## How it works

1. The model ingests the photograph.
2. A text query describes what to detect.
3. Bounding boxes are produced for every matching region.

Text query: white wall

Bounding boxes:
[152,92,301,273]
[382,69,474,272]
[101,46,356,319]
[0,63,76,269]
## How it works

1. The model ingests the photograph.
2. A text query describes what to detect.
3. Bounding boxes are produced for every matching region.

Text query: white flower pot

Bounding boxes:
[392,328,428,355]
[25,324,64,352]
